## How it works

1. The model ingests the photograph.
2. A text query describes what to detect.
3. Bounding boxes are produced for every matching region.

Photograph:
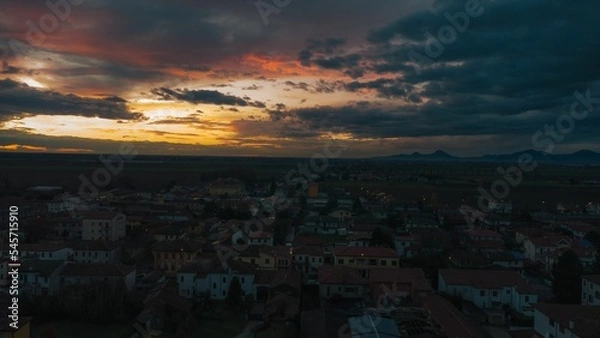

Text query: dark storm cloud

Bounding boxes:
[0,78,144,122]
[150,87,266,107]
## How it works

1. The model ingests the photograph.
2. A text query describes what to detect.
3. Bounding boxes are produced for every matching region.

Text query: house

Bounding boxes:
[82,212,127,241]
[291,245,324,279]
[236,245,276,270]
[248,231,274,246]
[585,202,600,215]
[19,259,66,296]
[522,235,571,262]
[264,270,302,321]
[515,228,554,245]
[561,221,598,239]
[422,294,491,338]
[19,243,73,261]
[69,240,120,264]
[333,246,399,274]
[152,239,204,275]
[318,265,369,299]
[394,235,417,258]
[533,303,600,338]
[405,214,439,229]
[488,200,513,214]
[581,275,600,306]
[61,263,136,291]
[346,234,371,247]
[438,269,538,316]
[152,226,185,241]
[448,250,489,269]
[488,251,525,269]
[46,215,83,239]
[328,209,351,221]
[301,216,341,235]
[178,258,256,300]
[254,270,301,301]
[369,267,432,305]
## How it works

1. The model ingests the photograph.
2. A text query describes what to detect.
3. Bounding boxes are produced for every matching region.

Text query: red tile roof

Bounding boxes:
[20,242,68,252]
[62,263,135,277]
[528,235,571,247]
[84,211,121,220]
[333,246,397,258]
[292,245,324,256]
[318,265,368,285]
[439,269,535,294]
[423,294,490,338]
[534,303,600,338]
[369,267,432,291]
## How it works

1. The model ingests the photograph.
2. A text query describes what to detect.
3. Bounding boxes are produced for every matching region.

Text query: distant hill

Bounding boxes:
[376,149,600,164]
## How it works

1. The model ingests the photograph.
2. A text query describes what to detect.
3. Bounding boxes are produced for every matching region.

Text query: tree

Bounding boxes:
[584,231,600,250]
[552,249,583,304]
[352,197,364,214]
[226,277,243,311]
[370,227,395,248]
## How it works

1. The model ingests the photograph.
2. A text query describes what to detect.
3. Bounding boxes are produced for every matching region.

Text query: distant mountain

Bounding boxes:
[376,149,600,164]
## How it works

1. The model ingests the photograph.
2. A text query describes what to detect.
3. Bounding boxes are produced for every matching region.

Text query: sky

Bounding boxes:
[0,0,599,157]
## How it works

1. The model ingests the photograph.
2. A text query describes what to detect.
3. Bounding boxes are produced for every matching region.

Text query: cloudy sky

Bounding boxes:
[0,0,599,157]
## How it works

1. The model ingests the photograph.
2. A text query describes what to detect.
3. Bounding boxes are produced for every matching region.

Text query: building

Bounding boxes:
[581,275,600,306]
[318,265,368,299]
[438,269,538,316]
[19,260,66,296]
[236,245,276,270]
[333,246,399,277]
[178,258,256,300]
[248,231,274,246]
[291,245,324,280]
[19,243,73,261]
[61,263,136,291]
[522,235,571,262]
[152,239,204,275]
[82,212,126,241]
[369,267,432,305]
[422,294,491,338]
[70,240,120,264]
[533,303,600,338]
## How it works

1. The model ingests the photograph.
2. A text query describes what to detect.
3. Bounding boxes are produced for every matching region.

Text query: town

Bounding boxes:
[1,154,600,338]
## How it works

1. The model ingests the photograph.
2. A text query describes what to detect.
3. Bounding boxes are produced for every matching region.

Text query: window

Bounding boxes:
[525,296,529,302]
[549,318,554,326]
[391,261,398,266]
[381,260,387,266]
[223,277,226,283]
[41,252,45,258]
[222,290,226,296]
[338,259,343,264]
[493,291,498,297]
[213,283,217,289]
[49,253,53,258]
[265,259,270,264]
[241,277,245,284]
[480,290,486,296]
[180,276,184,283]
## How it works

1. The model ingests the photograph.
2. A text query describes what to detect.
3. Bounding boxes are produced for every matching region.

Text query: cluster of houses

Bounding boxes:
[2,177,600,338]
